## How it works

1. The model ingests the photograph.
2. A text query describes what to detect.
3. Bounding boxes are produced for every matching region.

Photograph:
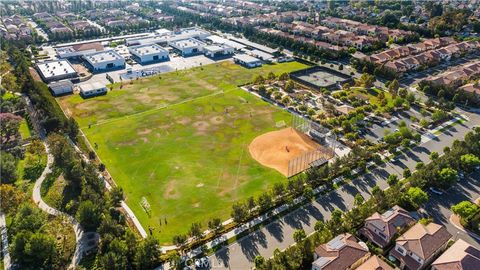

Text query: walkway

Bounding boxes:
[32,143,87,268]
[0,212,11,270]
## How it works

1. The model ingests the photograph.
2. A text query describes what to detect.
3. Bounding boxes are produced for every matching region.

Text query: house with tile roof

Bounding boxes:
[311,233,370,270]
[356,255,395,270]
[360,205,415,248]
[431,239,480,270]
[389,222,452,270]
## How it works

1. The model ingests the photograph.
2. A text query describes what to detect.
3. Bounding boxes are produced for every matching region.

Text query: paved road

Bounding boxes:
[209,109,480,269]
[32,143,87,268]
[425,170,480,249]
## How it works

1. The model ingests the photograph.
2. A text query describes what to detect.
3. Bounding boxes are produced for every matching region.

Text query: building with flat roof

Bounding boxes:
[83,50,125,72]
[233,54,262,68]
[79,82,107,98]
[229,37,278,54]
[169,38,206,56]
[48,80,74,96]
[204,44,234,58]
[126,27,211,46]
[36,60,78,83]
[56,42,104,59]
[128,44,169,64]
[249,49,274,62]
[206,35,246,50]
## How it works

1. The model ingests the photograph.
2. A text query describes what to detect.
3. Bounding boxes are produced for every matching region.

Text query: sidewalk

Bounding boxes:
[32,143,86,268]
[0,212,11,270]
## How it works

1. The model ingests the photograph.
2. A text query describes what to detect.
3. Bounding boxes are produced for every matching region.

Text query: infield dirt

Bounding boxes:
[248,127,320,176]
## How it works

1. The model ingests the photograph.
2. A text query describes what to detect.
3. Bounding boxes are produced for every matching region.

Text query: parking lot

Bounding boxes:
[360,105,432,142]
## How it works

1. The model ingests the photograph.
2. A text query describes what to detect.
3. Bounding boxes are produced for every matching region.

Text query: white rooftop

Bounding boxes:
[36,60,76,79]
[79,82,106,92]
[129,44,168,56]
[233,54,261,63]
[84,50,123,63]
[170,38,206,49]
[250,49,274,60]
[207,35,245,50]
[204,44,231,52]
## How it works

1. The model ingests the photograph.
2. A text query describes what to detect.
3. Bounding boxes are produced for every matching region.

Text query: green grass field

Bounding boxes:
[58,61,308,244]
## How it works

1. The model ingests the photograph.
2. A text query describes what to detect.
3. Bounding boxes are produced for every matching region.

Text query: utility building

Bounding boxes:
[35,60,78,83]
[128,44,169,64]
[168,38,206,57]
[203,44,234,58]
[79,82,107,98]
[233,54,262,68]
[83,50,125,72]
[48,80,74,96]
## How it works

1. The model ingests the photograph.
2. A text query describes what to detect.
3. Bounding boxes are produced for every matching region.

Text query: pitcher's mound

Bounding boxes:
[249,127,320,176]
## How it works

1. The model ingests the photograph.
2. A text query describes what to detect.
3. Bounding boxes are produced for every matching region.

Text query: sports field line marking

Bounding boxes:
[83,89,234,128]
[233,143,246,199]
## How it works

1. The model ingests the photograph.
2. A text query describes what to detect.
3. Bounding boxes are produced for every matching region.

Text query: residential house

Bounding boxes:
[389,222,452,270]
[360,205,415,248]
[356,255,395,270]
[311,233,370,270]
[431,239,480,270]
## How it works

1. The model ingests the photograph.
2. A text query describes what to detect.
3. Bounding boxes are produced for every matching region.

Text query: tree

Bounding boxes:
[429,152,439,160]
[398,88,408,98]
[0,184,24,214]
[189,222,202,239]
[354,193,364,207]
[207,218,223,232]
[279,72,289,81]
[11,232,56,268]
[0,151,18,183]
[267,71,276,81]
[257,192,273,212]
[387,174,399,186]
[134,237,160,270]
[172,234,187,248]
[285,80,295,93]
[110,186,124,206]
[231,202,248,223]
[403,168,411,178]
[388,79,400,96]
[460,154,480,172]
[253,75,265,84]
[13,203,45,232]
[303,185,314,201]
[404,187,428,209]
[358,73,375,88]
[451,201,479,220]
[293,229,306,243]
[438,167,458,187]
[76,200,101,231]
[254,255,265,268]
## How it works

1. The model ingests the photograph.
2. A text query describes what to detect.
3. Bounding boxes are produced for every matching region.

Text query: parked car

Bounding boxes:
[195,257,210,269]
[429,187,443,195]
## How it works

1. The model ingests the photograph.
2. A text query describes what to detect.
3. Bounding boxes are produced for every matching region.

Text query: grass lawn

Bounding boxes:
[58,61,308,244]
[19,119,31,140]
[348,87,394,107]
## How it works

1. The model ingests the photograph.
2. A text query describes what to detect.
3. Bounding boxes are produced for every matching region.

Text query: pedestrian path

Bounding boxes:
[0,212,11,270]
[32,143,86,268]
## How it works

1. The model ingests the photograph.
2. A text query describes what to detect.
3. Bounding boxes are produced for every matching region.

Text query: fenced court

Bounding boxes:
[290,66,353,90]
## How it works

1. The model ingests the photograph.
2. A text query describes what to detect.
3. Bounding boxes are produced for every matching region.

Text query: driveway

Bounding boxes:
[209,109,480,269]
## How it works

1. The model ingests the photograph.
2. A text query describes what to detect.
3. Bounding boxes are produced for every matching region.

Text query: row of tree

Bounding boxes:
[255,126,480,269]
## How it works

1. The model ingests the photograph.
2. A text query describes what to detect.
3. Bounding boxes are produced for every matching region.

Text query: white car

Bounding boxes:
[429,187,443,195]
[195,257,210,269]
